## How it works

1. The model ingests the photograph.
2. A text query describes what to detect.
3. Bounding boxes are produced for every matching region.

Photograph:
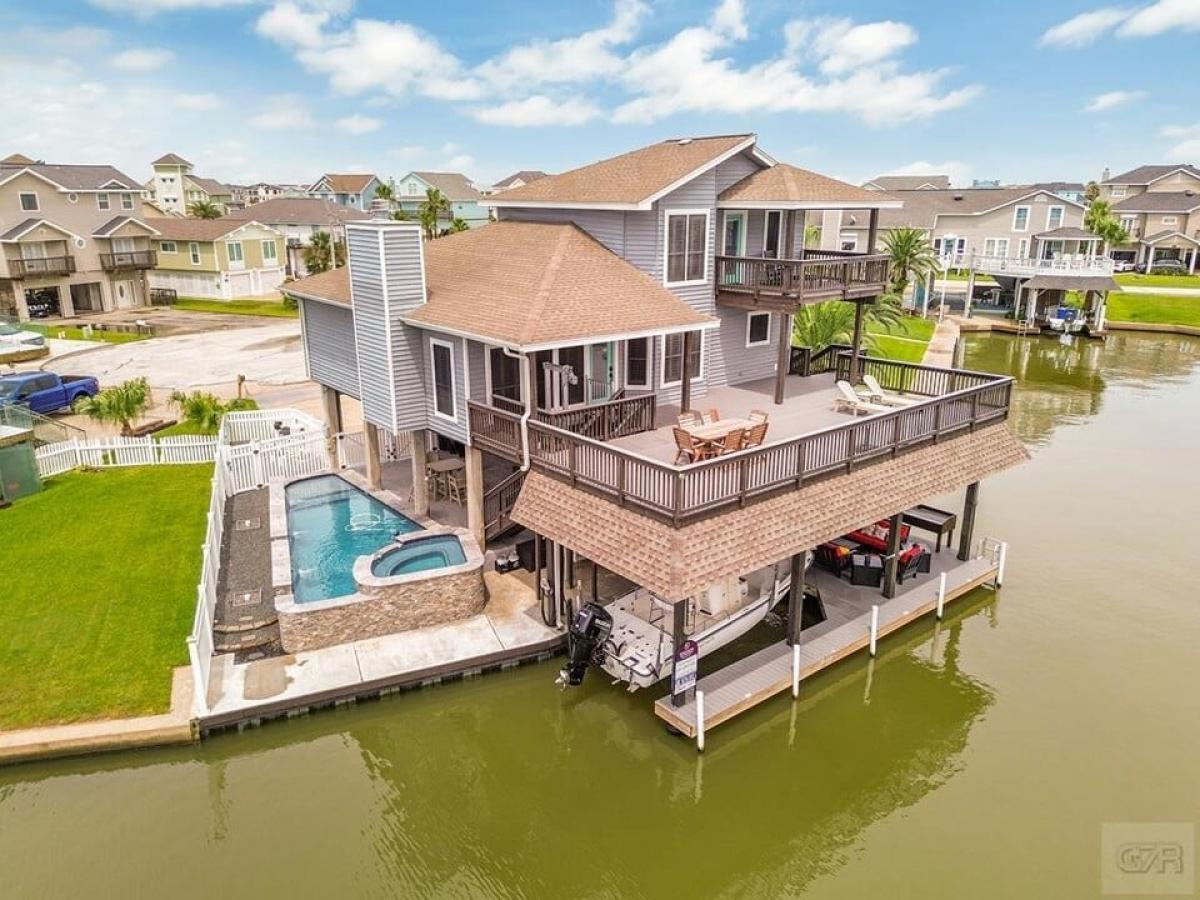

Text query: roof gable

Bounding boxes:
[1105,164,1200,185]
[310,173,378,194]
[720,163,900,209]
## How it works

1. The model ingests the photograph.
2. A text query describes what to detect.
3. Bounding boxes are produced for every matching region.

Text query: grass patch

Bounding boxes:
[870,334,929,363]
[941,271,998,285]
[1107,293,1200,327]
[0,466,210,728]
[172,297,298,318]
[25,323,146,344]
[155,399,260,438]
[1115,273,1200,289]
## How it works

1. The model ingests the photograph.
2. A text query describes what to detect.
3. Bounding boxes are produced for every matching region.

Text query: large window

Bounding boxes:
[1046,206,1064,231]
[626,337,649,389]
[431,339,456,420]
[661,331,703,386]
[983,238,1009,257]
[121,193,134,210]
[665,210,708,285]
[226,241,244,266]
[262,239,277,261]
[19,192,38,212]
[1012,206,1031,232]
[746,312,772,348]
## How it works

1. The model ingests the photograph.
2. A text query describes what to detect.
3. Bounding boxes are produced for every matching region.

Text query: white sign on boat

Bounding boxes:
[672,640,699,695]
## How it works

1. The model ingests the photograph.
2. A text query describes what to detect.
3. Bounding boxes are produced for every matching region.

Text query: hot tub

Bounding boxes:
[371,534,467,577]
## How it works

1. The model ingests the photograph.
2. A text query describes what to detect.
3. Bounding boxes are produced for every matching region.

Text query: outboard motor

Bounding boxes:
[557,602,613,687]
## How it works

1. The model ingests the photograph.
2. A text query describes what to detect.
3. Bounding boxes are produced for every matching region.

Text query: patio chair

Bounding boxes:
[834,380,890,416]
[445,470,466,506]
[743,421,769,448]
[862,374,921,407]
[748,409,769,425]
[700,408,720,425]
[677,410,701,429]
[714,427,746,454]
[673,427,707,464]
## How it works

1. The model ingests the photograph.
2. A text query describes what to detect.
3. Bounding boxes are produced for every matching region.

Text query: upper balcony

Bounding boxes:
[6,255,76,279]
[945,251,1115,279]
[715,251,891,309]
[469,353,1013,527]
[100,250,157,272]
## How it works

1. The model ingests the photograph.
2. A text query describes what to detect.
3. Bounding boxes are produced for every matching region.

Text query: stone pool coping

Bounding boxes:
[353,526,481,592]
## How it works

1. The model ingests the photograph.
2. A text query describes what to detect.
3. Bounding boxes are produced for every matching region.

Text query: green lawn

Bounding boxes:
[171,297,298,318]
[1115,273,1200,289]
[25,323,146,344]
[941,271,998,285]
[864,315,935,363]
[1107,293,1200,328]
[0,466,210,728]
[155,399,260,438]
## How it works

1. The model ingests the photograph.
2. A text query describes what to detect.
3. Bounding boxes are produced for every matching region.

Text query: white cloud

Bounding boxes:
[335,113,381,134]
[788,18,918,75]
[1040,8,1130,46]
[1119,0,1200,36]
[88,0,255,14]
[251,98,314,130]
[1084,89,1145,112]
[710,0,748,41]
[472,95,601,127]
[1160,123,1200,160]
[255,1,331,48]
[176,92,223,110]
[111,47,174,71]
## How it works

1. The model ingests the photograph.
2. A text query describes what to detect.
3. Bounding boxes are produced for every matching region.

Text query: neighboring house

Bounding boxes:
[225,197,372,276]
[1098,165,1200,270]
[488,170,549,194]
[863,174,951,192]
[281,133,1022,670]
[837,187,1090,258]
[1030,181,1087,205]
[395,171,490,228]
[145,153,234,215]
[0,158,159,320]
[148,218,286,299]
[306,173,382,211]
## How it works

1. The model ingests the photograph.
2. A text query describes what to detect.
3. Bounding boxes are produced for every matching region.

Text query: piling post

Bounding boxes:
[936,572,947,619]
[869,604,879,656]
[792,644,801,699]
[695,690,706,753]
[996,541,1008,587]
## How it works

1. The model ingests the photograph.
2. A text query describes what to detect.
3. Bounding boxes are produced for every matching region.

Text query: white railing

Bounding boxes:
[942,252,1114,277]
[335,429,413,472]
[35,435,218,477]
[187,458,230,718]
[217,408,324,446]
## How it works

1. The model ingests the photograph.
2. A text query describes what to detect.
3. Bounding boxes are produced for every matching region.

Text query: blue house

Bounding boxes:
[306,173,383,211]
[395,171,489,229]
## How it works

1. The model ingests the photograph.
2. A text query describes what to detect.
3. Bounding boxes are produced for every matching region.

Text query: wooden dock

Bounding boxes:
[654,553,999,739]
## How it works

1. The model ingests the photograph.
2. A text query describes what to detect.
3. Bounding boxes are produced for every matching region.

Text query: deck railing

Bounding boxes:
[536,393,656,442]
[716,254,890,300]
[100,250,157,271]
[467,355,1012,526]
[941,252,1114,277]
[483,469,526,540]
[8,255,76,278]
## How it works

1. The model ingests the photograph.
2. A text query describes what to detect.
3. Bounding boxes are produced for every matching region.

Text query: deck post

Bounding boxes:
[869,604,879,657]
[882,512,903,599]
[964,269,976,319]
[958,481,979,561]
[465,444,484,550]
[797,209,808,259]
[320,386,341,469]
[783,209,797,259]
[867,207,879,254]
[774,312,792,404]
[680,331,695,413]
[936,572,947,619]
[534,533,547,624]
[671,599,688,708]
[364,421,383,490]
[545,539,558,628]
[849,299,866,381]
[407,428,427,514]
[786,551,807,645]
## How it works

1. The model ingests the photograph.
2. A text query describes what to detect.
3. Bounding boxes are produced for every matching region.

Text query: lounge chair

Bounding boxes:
[834,380,890,416]
[748,408,769,425]
[677,410,701,429]
[743,421,768,448]
[673,427,709,464]
[861,374,921,407]
[700,408,720,425]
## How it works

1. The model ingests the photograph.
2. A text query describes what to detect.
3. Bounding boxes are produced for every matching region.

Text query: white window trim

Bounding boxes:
[1018,238,1028,258]
[1161,216,1179,226]
[838,231,859,252]
[1111,186,1127,199]
[189,242,201,265]
[625,337,651,390]
[429,337,458,422]
[722,210,747,257]
[762,209,784,258]
[261,239,277,261]
[120,193,134,211]
[18,192,39,212]
[663,208,710,287]
[161,241,177,253]
[1012,205,1031,232]
[1046,205,1065,231]
[225,240,244,268]
[97,192,110,210]
[659,331,705,388]
[745,311,772,348]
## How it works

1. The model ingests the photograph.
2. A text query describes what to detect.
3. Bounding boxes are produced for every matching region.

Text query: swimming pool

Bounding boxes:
[285,475,421,603]
[371,534,467,578]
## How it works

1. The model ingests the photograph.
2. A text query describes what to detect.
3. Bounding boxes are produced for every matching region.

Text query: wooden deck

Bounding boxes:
[654,547,1000,739]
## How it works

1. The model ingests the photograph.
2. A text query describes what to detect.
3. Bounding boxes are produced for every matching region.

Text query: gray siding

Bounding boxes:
[714,152,761,193]
[715,307,781,386]
[301,299,360,399]
[467,339,487,403]
[422,330,469,445]
[498,207,626,255]
[347,221,429,434]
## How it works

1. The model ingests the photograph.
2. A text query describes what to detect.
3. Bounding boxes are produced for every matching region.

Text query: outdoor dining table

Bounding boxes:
[427,457,465,499]
[682,417,753,442]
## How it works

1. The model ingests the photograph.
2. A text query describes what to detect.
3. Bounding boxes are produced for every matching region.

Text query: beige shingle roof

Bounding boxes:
[405,172,483,201]
[492,134,756,208]
[314,173,376,193]
[512,423,1029,599]
[866,174,951,191]
[493,170,549,189]
[153,153,191,166]
[1105,164,1200,185]
[226,197,372,225]
[719,163,898,208]
[1112,192,1200,213]
[152,217,276,242]
[283,221,716,348]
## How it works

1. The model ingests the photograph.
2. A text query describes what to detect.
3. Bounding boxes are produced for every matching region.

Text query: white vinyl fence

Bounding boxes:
[186,458,230,717]
[336,429,413,471]
[35,435,218,478]
[218,409,324,446]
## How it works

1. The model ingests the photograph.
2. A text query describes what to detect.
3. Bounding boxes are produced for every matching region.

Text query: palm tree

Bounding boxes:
[1083,199,1129,254]
[791,295,907,354]
[446,217,469,234]
[302,231,346,274]
[74,377,151,436]
[187,200,222,219]
[391,209,412,222]
[419,188,451,240]
[374,181,395,212]
[169,390,256,434]
[881,227,939,298]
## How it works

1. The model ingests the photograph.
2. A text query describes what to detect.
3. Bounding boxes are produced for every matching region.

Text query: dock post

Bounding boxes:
[671,600,688,708]
[786,551,807,645]
[869,605,879,656]
[996,541,1008,587]
[882,512,902,599]
[958,482,979,561]
[936,572,947,619]
[792,644,800,699]
[695,691,706,753]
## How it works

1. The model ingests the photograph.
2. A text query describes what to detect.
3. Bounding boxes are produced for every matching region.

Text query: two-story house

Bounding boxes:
[148,217,287,299]
[1098,165,1200,271]
[306,173,382,211]
[145,153,234,215]
[0,158,160,320]
[395,171,489,228]
[487,170,549,194]
[282,134,1024,728]
[225,197,371,276]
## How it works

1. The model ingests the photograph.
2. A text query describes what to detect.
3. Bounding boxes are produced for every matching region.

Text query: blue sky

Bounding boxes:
[2,0,1198,188]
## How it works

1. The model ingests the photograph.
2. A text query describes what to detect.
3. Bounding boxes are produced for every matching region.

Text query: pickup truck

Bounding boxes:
[0,372,100,415]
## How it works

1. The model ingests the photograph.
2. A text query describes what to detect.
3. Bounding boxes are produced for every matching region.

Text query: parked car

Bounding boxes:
[1111,259,1137,273]
[1149,259,1189,276]
[0,372,99,415]
[0,321,46,347]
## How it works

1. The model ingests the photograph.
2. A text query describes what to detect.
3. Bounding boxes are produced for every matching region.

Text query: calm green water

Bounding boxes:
[3,332,1199,899]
